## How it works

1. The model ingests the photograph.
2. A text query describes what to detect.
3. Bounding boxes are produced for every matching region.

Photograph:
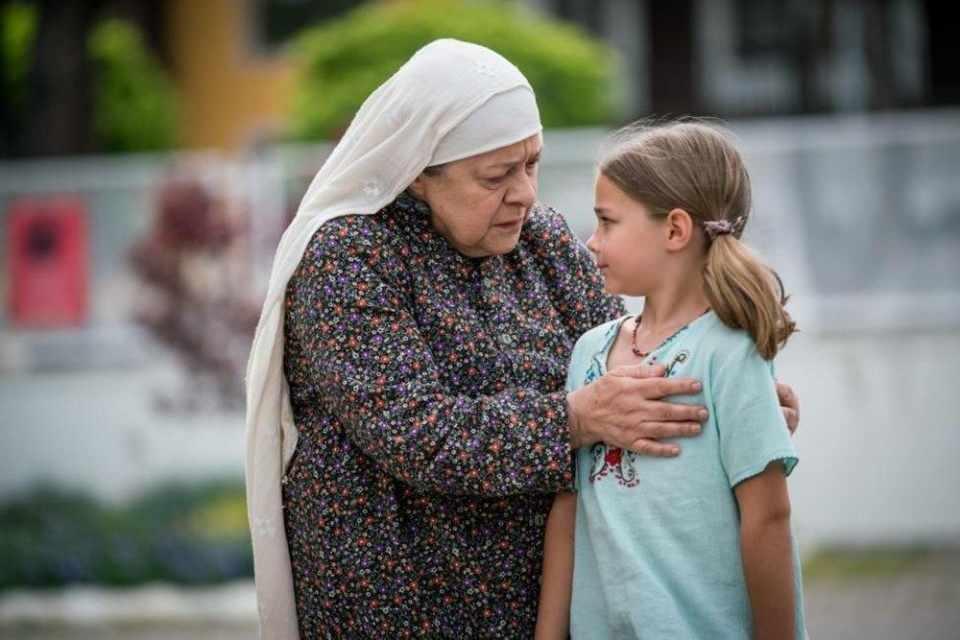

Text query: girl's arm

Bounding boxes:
[734,462,795,640]
[535,491,577,640]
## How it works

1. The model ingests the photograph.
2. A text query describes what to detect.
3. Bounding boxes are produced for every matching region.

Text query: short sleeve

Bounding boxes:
[711,335,798,488]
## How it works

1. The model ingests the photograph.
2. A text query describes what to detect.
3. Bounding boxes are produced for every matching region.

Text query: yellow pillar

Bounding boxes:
[166,0,295,150]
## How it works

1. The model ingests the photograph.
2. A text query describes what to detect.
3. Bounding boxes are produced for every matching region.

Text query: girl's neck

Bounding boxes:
[638,271,710,334]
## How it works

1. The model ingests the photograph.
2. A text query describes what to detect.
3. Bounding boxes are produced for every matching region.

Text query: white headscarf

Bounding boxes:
[244,39,542,639]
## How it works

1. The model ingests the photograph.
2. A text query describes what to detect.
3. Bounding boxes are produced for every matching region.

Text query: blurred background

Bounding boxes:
[0,0,957,638]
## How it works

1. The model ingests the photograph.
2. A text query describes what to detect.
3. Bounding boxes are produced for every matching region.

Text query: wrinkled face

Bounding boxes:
[587,174,668,297]
[409,134,542,257]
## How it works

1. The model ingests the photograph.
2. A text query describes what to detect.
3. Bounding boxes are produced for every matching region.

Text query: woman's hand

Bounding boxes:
[567,363,706,456]
[776,381,799,435]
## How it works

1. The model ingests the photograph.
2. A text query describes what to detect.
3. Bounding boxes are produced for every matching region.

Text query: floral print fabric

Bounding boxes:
[281,192,623,637]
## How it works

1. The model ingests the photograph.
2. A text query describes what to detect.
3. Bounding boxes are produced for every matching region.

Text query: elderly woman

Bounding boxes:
[246,40,798,638]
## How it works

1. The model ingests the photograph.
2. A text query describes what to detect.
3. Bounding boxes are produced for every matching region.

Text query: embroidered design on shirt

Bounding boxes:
[663,349,690,377]
[589,443,640,487]
[584,359,640,486]
[587,340,693,487]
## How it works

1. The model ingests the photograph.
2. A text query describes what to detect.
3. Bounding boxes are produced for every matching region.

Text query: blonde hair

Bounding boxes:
[599,120,796,359]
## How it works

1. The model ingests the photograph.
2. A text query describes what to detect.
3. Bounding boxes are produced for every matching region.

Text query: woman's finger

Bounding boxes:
[775,381,800,434]
[783,408,799,435]
[626,437,681,457]
[618,376,702,401]
[609,363,667,379]
[638,399,707,424]
[628,421,702,440]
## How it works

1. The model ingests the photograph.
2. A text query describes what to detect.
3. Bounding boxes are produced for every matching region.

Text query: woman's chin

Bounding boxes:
[487,232,523,255]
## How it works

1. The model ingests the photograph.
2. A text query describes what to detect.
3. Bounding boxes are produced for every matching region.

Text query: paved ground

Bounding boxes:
[2,550,958,639]
[803,549,960,640]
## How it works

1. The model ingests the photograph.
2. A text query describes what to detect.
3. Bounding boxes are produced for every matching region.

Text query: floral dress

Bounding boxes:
[281,192,624,638]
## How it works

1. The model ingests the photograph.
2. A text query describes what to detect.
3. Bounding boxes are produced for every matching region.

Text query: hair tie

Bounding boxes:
[703,216,745,240]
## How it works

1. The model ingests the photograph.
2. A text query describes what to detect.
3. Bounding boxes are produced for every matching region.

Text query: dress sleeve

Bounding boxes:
[528,205,626,341]
[710,336,798,488]
[284,234,574,498]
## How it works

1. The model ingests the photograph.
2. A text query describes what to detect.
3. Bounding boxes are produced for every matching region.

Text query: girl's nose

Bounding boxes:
[586,233,598,254]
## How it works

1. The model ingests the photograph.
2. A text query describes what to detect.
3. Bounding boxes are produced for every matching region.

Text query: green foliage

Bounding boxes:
[0,1,36,110]
[88,18,179,152]
[803,546,934,582]
[0,481,251,590]
[290,0,620,140]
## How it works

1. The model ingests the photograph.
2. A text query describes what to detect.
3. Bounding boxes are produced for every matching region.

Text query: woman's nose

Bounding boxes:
[506,172,537,207]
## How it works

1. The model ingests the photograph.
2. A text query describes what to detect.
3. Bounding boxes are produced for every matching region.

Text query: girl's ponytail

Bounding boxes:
[703,233,796,359]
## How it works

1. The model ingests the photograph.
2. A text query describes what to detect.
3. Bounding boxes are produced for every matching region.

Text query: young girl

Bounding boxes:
[535,121,806,639]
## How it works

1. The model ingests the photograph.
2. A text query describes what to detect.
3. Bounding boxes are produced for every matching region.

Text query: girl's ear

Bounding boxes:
[664,208,695,252]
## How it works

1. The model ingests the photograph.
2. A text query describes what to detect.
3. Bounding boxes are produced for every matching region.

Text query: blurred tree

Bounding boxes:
[89,18,178,152]
[288,0,620,141]
[0,0,176,157]
[0,1,36,156]
[17,1,101,156]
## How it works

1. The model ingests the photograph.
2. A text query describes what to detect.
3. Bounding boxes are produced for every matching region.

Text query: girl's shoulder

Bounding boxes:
[572,315,630,359]
[578,315,628,346]
[697,315,774,375]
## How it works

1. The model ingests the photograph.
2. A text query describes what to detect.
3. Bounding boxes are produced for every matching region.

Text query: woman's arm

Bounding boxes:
[734,462,796,640]
[535,492,576,640]
[289,228,708,496]
[287,243,574,497]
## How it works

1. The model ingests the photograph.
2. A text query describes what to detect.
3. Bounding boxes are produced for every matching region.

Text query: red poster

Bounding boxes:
[7,197,89,328]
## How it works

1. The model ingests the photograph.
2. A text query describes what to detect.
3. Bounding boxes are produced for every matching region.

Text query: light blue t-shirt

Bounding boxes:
[569,312,806,639]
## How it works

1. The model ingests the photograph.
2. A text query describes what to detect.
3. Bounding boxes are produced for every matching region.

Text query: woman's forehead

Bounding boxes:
[466,134,543,168]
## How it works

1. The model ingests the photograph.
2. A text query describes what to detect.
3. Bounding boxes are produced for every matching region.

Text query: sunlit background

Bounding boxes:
[1,1,958,639]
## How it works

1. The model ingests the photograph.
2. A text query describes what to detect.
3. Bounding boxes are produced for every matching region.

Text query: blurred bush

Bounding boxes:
[0,481,251,590]
[802,546,936,581]
[88,18,179,153]
[1,1,35,114]
[2,4,177,154]
[290,0,620,140]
